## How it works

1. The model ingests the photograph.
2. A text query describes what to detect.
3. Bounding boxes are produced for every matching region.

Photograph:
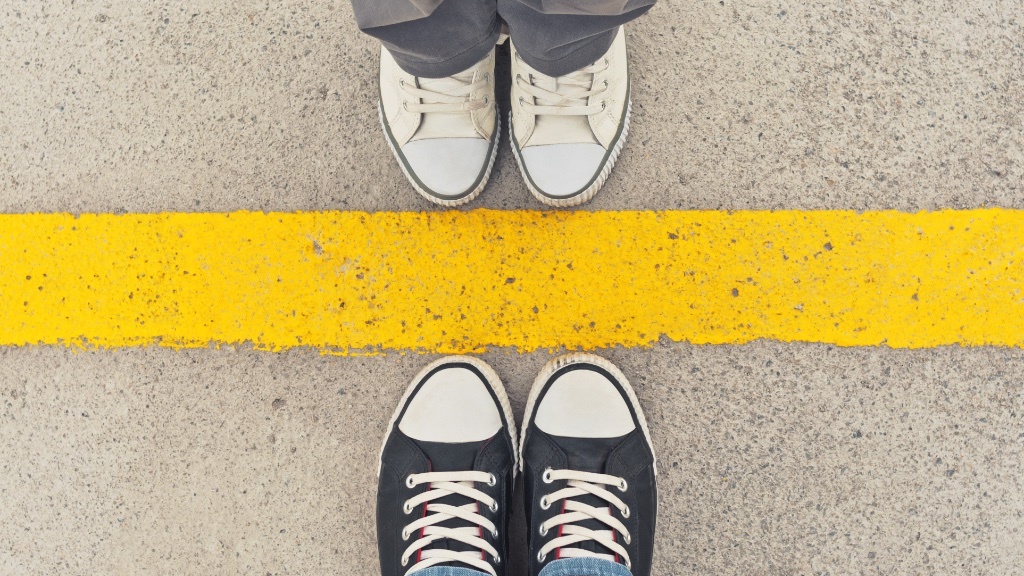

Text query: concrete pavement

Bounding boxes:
[1,1,1022,575]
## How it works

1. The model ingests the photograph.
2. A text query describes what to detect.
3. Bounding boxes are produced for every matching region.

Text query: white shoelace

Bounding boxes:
[516,56,610,117]
[402,70,490,115]
[536,468,632,569]
[401,471,501,576]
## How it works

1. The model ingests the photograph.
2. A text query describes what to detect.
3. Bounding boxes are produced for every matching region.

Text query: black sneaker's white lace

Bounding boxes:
[536,468,632,569]
[401,471,501,576]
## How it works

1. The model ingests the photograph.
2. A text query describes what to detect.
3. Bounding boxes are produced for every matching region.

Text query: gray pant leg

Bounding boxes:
[498,0,656,77]
[351,0,500,78]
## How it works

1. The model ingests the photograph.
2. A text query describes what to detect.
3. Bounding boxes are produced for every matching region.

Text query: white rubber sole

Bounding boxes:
[510,100,632,208]
[378,355,519,477]
[378,103,500,208]
[519,352,656,476]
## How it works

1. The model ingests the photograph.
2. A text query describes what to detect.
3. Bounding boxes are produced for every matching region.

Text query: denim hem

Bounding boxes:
[539,556,634,576]
[409,565,491,576]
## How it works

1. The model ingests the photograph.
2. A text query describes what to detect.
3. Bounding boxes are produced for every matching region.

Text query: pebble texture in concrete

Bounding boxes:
[0,1,1021,213]
[1,345,1022,574]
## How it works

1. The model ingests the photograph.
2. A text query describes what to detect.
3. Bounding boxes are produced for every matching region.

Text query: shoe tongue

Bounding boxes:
[548,433,630,561]
[418,75,470,96]
[532,74,587,108]
[526,71,598,147]
[417,438,487,472]
[411,74,479,142]
[531,74,560,102]
[548,434,620,472]
[414,438,493,559]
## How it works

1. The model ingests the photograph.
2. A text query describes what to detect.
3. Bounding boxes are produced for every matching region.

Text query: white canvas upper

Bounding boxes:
[380,48,496,146]
[378,47,498,205]
[510,28,631,205]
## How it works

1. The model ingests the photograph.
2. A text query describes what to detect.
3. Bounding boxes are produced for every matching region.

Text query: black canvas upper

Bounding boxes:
[522,364,657,576]
[377,363,516,576]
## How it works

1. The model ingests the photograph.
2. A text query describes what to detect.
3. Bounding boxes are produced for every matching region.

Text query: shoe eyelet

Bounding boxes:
[494,554,502,564]
[406,475,416,488]
[539,525,548,537]
[403,501,414,515]
[399,79,405,87]
[537,552,547,563]
[604,58,610,65]
[402,101,409,111]
[489,501,499,513]
[519,96,525,106]
[621,505,630,518]
[401,528,410,540]
[624,533,632,544]
[491,528,499,538]
[483,96,490,105]
[618,479,628,492]
[487,474,497,486]
[401,556,409,567]
[601,101,607,111]
[542,468,553,483]
[539,496,550,510]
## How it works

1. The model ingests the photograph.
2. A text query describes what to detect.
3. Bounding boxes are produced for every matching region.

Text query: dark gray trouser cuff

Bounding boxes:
[386,27,501,78]
[501,2,656,77]
[354,0,655,78]
[513,26,618,78]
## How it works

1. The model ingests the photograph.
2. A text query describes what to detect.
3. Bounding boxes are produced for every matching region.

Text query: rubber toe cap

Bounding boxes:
[399,366,501,443]
[520,143,606,198]
[401,138,490,198]
[534,368,636,439]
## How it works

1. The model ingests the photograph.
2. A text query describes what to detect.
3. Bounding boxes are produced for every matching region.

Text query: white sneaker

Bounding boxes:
[379,48,499,206]
[510,28,631,207]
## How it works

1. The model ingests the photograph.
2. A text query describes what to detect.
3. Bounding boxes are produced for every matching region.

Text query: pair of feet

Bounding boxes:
[379,28,631,207]
[378,354,657,576]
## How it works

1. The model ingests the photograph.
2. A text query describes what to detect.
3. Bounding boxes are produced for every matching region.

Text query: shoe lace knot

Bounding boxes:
[536,468,632,570]
[401,471,501,576]
[516,57,610,117]
[402,70,490,115]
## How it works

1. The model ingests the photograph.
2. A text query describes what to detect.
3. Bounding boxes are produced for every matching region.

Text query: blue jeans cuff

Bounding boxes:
[539,557,633,576]
[410,567,490,576]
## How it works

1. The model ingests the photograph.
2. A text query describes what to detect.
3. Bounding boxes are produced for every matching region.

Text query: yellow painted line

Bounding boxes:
[1,209,1022,353]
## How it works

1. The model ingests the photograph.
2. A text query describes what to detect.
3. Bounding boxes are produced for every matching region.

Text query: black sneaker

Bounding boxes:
[377,356,518,576]
[520,354,657,576]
